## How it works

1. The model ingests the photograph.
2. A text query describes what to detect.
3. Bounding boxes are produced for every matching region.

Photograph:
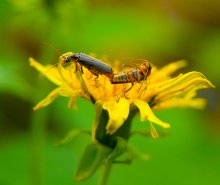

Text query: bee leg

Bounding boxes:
[124,83,133,99]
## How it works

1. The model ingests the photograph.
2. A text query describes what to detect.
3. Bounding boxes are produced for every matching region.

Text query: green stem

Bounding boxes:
[98,163,112,185]
[30,109,47,185]
[29,80,49,185]
[95,107,139,185]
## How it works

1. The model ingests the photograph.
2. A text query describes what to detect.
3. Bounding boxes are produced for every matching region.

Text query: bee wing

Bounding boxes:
[119,58,149,70]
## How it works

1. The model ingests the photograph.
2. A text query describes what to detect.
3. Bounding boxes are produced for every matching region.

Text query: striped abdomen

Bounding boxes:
[111,70,143,84]
[110,62,151,84]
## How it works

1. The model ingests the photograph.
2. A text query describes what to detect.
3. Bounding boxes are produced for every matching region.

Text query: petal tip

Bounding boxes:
[29,57,34,65]
[163,123,170,128]
[33,105,40,111]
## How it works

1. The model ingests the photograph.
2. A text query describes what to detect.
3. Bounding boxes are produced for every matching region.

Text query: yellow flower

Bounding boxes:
[29,53,215,139]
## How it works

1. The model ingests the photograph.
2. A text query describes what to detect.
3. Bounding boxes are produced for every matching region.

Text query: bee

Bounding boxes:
[59,52,113,78]
[109,61,152,94]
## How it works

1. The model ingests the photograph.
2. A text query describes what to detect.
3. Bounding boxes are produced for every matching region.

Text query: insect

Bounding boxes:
[109,61,152,94]
[59,52,113,78]
[58,52,151,96]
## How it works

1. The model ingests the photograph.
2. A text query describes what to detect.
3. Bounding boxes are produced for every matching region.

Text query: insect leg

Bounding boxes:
[136,67,148,94]
[93,74,101,88]
[80,65,84,74]
[123,82,134,98]
[72,62,78,73]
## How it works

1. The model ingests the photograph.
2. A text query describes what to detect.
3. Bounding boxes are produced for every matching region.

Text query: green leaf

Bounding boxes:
[107,137,127,162]
[75,142,112,181]
[130,129,171,138]
[126,145,150,161]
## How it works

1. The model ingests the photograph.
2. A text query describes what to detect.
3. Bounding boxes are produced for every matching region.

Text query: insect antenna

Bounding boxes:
[42,41,62,56]
[46,61,60,73]
[42,42,64,73]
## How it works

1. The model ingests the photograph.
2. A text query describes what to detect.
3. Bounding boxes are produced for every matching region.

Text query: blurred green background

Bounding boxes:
[0,0,220,185]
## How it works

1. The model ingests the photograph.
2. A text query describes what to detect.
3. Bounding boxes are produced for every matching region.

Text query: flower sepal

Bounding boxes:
[75,142,112,181]
[106,137,128,163]
[55,128,91,146]
[106,137,150,164]
[75,137,146,182]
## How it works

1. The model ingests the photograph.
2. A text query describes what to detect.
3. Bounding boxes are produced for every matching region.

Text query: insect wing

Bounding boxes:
[79,53,113,75]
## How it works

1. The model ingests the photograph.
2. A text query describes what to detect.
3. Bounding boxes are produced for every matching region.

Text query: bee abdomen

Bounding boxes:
[111,73,130,83]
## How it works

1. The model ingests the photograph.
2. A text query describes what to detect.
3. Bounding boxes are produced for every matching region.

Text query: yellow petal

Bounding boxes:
[150,122,159,139]
[102,98,130,134]
[157,60,187,77]
[33,87,61,110]
[148,74,183,90]
[155,72,215,101]
[59,84,82,97]
[154,98,207,110]
[29,57,62,85]
[133,99,170,128]
[57,62,79,84]
[151,60,187,82]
